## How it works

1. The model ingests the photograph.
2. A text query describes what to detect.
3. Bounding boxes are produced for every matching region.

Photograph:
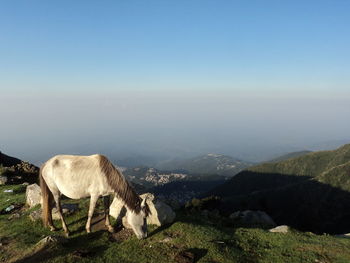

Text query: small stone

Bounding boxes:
[29,209,42,221]
[35,235,67,248]
[8,213,20,220]
[269,225,289,233]
[160,237,172,243]
[52,203,79,220]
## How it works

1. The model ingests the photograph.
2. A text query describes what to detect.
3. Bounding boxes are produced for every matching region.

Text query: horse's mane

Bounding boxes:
[99,155,142,214]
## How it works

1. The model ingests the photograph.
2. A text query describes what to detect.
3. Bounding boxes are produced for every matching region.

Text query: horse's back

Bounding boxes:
[42,154,112,199]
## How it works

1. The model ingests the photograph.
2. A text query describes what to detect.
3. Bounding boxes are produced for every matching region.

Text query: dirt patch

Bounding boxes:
[109,228,134,243]
[163,231,181,239]
[175,251,195,263]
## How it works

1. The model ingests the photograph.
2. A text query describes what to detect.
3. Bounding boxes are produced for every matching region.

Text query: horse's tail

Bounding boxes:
[39,163,53,227]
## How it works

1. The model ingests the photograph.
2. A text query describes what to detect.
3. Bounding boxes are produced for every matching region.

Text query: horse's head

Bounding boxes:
[126,196,150,239]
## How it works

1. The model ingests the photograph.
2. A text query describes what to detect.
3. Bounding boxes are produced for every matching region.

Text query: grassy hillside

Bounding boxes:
[1,184,350,263]
[157,154,251,177]
[248,144,350,178]
[317,161,350,191]
[209,144,350,234]
[266,151,312,163]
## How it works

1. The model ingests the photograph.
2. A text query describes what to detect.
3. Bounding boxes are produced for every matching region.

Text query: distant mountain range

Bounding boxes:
[209,143,350,234]
[120,153,251,204]
[156,153,251,176]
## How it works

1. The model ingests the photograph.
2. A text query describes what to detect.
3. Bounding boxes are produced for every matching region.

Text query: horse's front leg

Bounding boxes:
[53,194,70,237]
[86,194,99,233]
[103,195,114,233]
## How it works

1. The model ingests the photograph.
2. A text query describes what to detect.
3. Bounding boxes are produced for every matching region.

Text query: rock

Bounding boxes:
[0,176,8,185]
[26,184,42,208]
[52,203,79,220]
[160,237,172,243]
[110,193,176,228]
[35,235,67,248]
[29,209,42,221]
[269,225,289,233]
[230,210,276,227]
[8,213,21,220]
[141,193,176,226]
[30,204,79,221]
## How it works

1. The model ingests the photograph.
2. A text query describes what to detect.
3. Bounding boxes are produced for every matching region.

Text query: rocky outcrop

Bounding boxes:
[230,210,276,227]
[26,184,42,208]
[0,151,38,184]
[110,193,176,228]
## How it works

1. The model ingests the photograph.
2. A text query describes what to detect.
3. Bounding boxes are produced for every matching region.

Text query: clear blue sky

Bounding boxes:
[1,0,349,94]
[1,1,350,164]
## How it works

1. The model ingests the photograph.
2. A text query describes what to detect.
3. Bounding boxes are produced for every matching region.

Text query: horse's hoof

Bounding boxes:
[64,232,70,237]
[49,226,57,232]
[86,229,91,234]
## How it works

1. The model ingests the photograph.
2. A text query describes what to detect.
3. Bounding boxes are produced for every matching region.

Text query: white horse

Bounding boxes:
[39,154,150,239]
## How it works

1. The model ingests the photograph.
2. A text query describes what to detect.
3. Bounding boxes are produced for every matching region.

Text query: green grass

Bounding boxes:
[1,184,350,263]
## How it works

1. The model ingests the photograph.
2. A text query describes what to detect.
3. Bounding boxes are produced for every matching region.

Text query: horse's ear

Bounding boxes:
[141,195,147,207]
[142,202,151,216]
[141,195,151,216]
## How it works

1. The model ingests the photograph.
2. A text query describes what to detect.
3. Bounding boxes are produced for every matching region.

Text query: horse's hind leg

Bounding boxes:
[86,194,99,233]
[52,193,70,237]
[103,195,114,233]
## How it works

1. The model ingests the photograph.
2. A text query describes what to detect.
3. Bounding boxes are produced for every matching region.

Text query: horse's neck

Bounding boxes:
[113,194,141,215]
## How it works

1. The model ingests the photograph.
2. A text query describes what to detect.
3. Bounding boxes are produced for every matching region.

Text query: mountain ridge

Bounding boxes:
[208,143,350,234]
[156,153,251,177]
